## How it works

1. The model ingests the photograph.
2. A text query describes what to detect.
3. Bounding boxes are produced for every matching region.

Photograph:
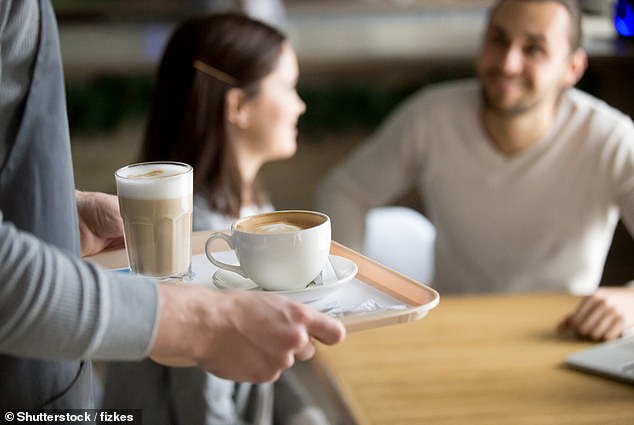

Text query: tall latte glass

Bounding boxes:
[115,162,193,279]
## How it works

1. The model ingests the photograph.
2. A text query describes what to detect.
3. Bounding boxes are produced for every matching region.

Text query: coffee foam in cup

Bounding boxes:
[255,222,303,233]
[116,163,192,200]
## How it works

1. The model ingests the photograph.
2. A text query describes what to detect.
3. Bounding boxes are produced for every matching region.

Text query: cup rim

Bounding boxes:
[233,210,330,234]
[115,161,192,180]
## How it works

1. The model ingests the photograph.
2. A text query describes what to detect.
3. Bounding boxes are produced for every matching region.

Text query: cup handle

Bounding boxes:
[205,233,248,278]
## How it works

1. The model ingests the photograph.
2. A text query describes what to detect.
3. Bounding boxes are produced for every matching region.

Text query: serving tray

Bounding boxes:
[88,230,440,333]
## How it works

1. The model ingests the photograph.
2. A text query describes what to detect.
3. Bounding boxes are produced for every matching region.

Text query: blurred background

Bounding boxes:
[56,0,633,284]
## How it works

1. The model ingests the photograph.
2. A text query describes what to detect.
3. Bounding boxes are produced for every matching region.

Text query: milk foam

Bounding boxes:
[256,222,303,233]
[116,163,192,200]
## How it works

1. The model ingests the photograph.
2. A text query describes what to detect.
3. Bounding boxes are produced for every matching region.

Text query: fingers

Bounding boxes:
[575,297,608,335]
[279,306,344,364]
[568,295,600,329]
[257,301,343,371]
[241,357,284,383]
[179,289,346,384]
[278,303,344,361]
[274,302,339,361]
[556,315,576,338]
[561,291,627,341]
[294,340,316,362]
[76,191,125,256]
[105,235,125,250]
[588,309,617,340]
[302,306,346,346]
[604,316,626,340]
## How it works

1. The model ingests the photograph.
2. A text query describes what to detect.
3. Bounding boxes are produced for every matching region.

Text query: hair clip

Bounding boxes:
[193,60,239,86]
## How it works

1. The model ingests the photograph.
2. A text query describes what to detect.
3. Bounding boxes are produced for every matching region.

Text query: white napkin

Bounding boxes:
[311,257,338,287]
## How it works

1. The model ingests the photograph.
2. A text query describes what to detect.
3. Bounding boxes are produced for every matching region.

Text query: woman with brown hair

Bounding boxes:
[141,12,304,230]
[104,13,330,425]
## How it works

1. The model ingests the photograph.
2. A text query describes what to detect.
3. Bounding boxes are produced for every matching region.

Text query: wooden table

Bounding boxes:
[314,293,634,425]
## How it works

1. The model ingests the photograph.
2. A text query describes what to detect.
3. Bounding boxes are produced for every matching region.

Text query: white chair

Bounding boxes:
[363,206,436,284]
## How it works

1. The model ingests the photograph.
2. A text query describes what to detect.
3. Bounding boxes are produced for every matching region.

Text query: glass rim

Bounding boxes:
[115,161,192,180]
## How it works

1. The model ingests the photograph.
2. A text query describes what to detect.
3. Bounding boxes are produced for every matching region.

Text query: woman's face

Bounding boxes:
[235,42,306,165]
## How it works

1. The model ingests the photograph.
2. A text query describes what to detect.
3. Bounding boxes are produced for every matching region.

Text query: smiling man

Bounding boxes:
[477,0,587,153]
[318,0,634,341]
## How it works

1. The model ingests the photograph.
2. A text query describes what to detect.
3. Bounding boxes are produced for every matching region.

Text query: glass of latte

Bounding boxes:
[115,162,193,280]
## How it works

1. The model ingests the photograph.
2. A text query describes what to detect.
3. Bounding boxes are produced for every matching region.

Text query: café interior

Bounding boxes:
[57,0,634,423]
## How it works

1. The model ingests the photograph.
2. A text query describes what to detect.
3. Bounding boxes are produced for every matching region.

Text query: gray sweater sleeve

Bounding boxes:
[0,212,160,360]
[0,2,160,361]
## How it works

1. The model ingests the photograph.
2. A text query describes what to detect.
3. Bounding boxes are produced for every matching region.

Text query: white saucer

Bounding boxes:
[212,255,358,303]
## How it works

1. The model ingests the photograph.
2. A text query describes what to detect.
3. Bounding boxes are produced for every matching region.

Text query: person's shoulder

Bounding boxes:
[562,89,634,150]
[566,88,632,124]
[414,78,477,99]
[405,78,478,111]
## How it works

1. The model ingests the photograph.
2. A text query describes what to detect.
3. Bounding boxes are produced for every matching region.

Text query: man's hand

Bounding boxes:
[557,287,634,341]
[76,190,125,257]
[150,285,346,383]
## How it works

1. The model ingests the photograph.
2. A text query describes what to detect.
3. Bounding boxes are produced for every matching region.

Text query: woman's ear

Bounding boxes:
[225,88,250,129]
[563,48,588,87]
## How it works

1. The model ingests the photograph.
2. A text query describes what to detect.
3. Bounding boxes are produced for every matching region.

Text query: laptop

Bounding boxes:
[566,335,634,384]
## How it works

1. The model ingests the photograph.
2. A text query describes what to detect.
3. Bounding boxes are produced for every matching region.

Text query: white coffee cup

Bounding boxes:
[205,210,331,291]
[115,161,193,279]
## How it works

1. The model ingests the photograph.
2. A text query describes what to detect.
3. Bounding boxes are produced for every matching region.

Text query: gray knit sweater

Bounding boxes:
[0,0,159,362]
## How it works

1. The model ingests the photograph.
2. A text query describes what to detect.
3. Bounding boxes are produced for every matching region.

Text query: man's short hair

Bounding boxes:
[491,0,583,51]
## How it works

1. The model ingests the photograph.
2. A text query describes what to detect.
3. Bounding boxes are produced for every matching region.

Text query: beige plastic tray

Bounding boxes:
[88,230,440,333]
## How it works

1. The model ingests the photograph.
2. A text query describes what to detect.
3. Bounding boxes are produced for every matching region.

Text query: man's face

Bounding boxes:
[476,0,576,116]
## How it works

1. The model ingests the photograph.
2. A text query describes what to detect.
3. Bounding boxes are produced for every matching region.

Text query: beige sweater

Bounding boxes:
[318,80,634,294]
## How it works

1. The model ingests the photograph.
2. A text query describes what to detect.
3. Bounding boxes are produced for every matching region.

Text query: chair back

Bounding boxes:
[364,206,436,284]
